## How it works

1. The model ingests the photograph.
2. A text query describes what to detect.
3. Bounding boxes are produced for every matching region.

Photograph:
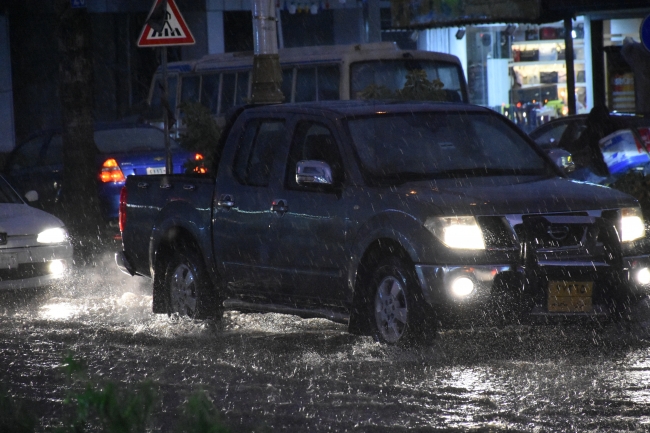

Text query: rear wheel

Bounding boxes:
[369,256,437,345]
[164,246,221,320]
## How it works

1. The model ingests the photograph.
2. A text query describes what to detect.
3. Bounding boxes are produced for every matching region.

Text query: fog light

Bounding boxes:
[450,276,475,297]
[636,267,650,285]
[49,260,65,275]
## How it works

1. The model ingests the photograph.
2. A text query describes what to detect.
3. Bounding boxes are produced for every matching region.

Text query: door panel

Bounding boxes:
[271,120,350,305]
[213,118,288,298]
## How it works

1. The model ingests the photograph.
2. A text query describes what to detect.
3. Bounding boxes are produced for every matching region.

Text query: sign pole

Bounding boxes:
[161,47,172,174]
[137,0,195,176]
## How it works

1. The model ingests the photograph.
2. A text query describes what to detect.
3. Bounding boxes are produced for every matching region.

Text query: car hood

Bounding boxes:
[0,203,65,236]
[396,176,638,216]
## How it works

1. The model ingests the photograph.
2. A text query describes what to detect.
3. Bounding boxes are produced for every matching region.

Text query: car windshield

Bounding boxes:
[94,128,180,153]
[0,177,24,204]
[346,111,552,185]
[350,60,465,102]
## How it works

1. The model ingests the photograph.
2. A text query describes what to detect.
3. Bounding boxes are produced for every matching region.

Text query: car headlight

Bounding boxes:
[425,216,486,249]
[37,227,67,244]
[621,207,645,243]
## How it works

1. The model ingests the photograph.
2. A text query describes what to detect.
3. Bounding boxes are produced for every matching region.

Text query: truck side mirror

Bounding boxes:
[547,148,575,173]
[296,160,333,186]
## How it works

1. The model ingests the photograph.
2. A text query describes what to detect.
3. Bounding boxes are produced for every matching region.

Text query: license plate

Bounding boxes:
[0,254,17,269]
[146,167,166,175]
[548,281,593,313]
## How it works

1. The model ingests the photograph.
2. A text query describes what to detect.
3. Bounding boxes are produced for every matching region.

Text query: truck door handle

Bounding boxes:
[217,194,234,210]
[271,199,288,215]
[183,184,196,191]
[137,182,150,189]
[160,183,172,189]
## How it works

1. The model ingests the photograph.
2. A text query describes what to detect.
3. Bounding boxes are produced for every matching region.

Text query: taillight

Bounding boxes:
[119,186,127,233]
[100,158,126,183]
[193,153,207,174]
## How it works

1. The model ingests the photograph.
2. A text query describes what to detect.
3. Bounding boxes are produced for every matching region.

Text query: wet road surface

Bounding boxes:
[2,252,650,432]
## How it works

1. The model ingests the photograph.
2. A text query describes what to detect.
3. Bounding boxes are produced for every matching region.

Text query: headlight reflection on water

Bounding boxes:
[40,302,78,320]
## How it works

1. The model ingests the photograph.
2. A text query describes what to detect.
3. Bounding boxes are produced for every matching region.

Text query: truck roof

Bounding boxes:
[240,100,488,118]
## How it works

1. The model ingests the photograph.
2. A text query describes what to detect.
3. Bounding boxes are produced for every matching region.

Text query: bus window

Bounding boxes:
[281,68,294,102]
[295,67,316,102]
[350,60,464,101]
[317,65,339,101]
[221,73,236,113]
[181,75,200,105]
[235,72,249,105]
[201,73,221,114]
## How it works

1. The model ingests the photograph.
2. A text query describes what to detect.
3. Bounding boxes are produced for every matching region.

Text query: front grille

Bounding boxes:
[0,262,51,281]
[513,212,621,265]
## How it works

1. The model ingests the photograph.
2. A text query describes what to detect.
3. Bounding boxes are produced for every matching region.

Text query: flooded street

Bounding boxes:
[3,252,650,432]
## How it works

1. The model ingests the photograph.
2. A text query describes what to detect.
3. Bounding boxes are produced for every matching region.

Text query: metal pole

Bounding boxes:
[564,17,577,116]
[250,0,284,104]
[162,47,172,174]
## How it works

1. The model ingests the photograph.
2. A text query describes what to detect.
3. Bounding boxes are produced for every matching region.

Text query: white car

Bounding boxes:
[0,175,72,291]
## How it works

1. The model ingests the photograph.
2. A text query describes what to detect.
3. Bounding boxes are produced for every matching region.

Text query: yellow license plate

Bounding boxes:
[547,281,593,313]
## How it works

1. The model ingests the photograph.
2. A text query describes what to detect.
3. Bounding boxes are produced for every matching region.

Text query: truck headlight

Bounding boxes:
[621,207,645,243]
[425,216,485,250]
[37,227,67,244]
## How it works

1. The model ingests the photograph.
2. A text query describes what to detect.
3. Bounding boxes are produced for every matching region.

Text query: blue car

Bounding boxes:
[3,123,200,227]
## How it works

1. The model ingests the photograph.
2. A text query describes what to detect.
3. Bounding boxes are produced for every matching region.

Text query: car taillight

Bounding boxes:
[119,186,127,233]
[193,153,207,174]
[100,158,126,183]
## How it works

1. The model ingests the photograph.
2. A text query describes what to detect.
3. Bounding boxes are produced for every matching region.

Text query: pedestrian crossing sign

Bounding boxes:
[137,0,195,47]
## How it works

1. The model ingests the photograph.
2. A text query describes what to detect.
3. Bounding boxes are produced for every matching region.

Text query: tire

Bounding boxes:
[164,245,221,320]
[368,256,437,345]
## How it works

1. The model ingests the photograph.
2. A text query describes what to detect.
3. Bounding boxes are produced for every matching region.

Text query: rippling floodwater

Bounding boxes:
[2,252,650,432]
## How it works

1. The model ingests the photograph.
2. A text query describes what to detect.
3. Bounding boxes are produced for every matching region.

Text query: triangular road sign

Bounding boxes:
[138,0,195,47]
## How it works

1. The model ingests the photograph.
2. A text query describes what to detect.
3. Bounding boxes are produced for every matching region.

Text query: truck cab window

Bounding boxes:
[233,120,287,187]
[285,122,343,190]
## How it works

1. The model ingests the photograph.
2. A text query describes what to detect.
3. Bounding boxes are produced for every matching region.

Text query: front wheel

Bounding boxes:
[369,257,437,345]
[164,246,221,320]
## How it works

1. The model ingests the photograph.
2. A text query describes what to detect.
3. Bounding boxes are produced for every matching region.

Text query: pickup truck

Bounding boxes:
[116,100,650,345]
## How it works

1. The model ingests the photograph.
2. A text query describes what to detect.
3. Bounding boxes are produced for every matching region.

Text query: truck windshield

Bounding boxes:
[350,60,465,102]
[346,111,551,185]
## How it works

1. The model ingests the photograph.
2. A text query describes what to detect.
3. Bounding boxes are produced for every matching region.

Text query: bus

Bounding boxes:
[146,42,468,126]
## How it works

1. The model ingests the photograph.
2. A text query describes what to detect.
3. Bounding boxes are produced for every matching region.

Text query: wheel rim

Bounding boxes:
[169,263,197,316]
[374,275,408,343]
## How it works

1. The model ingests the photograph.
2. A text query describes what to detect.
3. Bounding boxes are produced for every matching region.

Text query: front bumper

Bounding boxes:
[0,244,73,291]
[415,253,650,323]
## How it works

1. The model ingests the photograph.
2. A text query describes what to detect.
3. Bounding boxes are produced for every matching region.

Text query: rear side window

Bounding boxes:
[233,120,287,187]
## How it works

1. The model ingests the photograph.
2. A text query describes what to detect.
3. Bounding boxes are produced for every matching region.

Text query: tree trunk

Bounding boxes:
[55,1,104,248]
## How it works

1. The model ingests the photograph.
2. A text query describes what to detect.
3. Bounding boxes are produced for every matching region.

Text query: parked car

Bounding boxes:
[530,112,650,182]
[117,101,650,345]
[0,175,72,291]
[3,123,201,227]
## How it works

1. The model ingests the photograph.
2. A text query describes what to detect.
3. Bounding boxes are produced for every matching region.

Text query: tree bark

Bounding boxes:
[55,1,104,244]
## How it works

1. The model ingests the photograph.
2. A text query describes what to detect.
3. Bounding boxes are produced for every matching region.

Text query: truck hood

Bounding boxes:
[397,176,638,216]
[0,203,66,236]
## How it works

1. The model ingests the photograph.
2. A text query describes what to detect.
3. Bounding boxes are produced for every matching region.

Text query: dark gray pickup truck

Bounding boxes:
[117,101,650,345]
